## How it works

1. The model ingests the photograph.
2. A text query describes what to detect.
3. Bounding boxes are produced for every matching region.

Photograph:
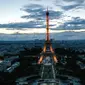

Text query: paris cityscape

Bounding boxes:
[0,0,85,85]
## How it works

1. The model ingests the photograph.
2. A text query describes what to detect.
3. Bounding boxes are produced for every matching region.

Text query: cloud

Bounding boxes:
[0,4,62,29]
[62,4,79,10]
[55,0,85,11]
[0,21,56,29]
[0,31,85,40]
[21,4,62,20]
[57,17,85,30]
[63,0,84,3]
[0,21,45,29]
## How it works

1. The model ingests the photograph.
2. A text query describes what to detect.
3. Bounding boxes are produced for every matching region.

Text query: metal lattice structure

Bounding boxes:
[38,9,58,85]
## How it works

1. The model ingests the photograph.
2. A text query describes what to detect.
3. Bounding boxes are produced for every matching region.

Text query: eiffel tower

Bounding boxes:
[38,8,58,85]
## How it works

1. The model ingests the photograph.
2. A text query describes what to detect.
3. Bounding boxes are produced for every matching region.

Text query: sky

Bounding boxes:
[0,0,85,40]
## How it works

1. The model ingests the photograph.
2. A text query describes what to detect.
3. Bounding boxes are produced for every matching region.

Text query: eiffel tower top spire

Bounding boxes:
[46,7,50,42]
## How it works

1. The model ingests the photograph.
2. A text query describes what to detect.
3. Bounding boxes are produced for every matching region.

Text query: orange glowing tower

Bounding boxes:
[38,8,58,64]
[38,8,58,85]
[46,8,50,42]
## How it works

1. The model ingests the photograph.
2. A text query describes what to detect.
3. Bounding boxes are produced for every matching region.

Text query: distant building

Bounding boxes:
[0,56,19,72]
